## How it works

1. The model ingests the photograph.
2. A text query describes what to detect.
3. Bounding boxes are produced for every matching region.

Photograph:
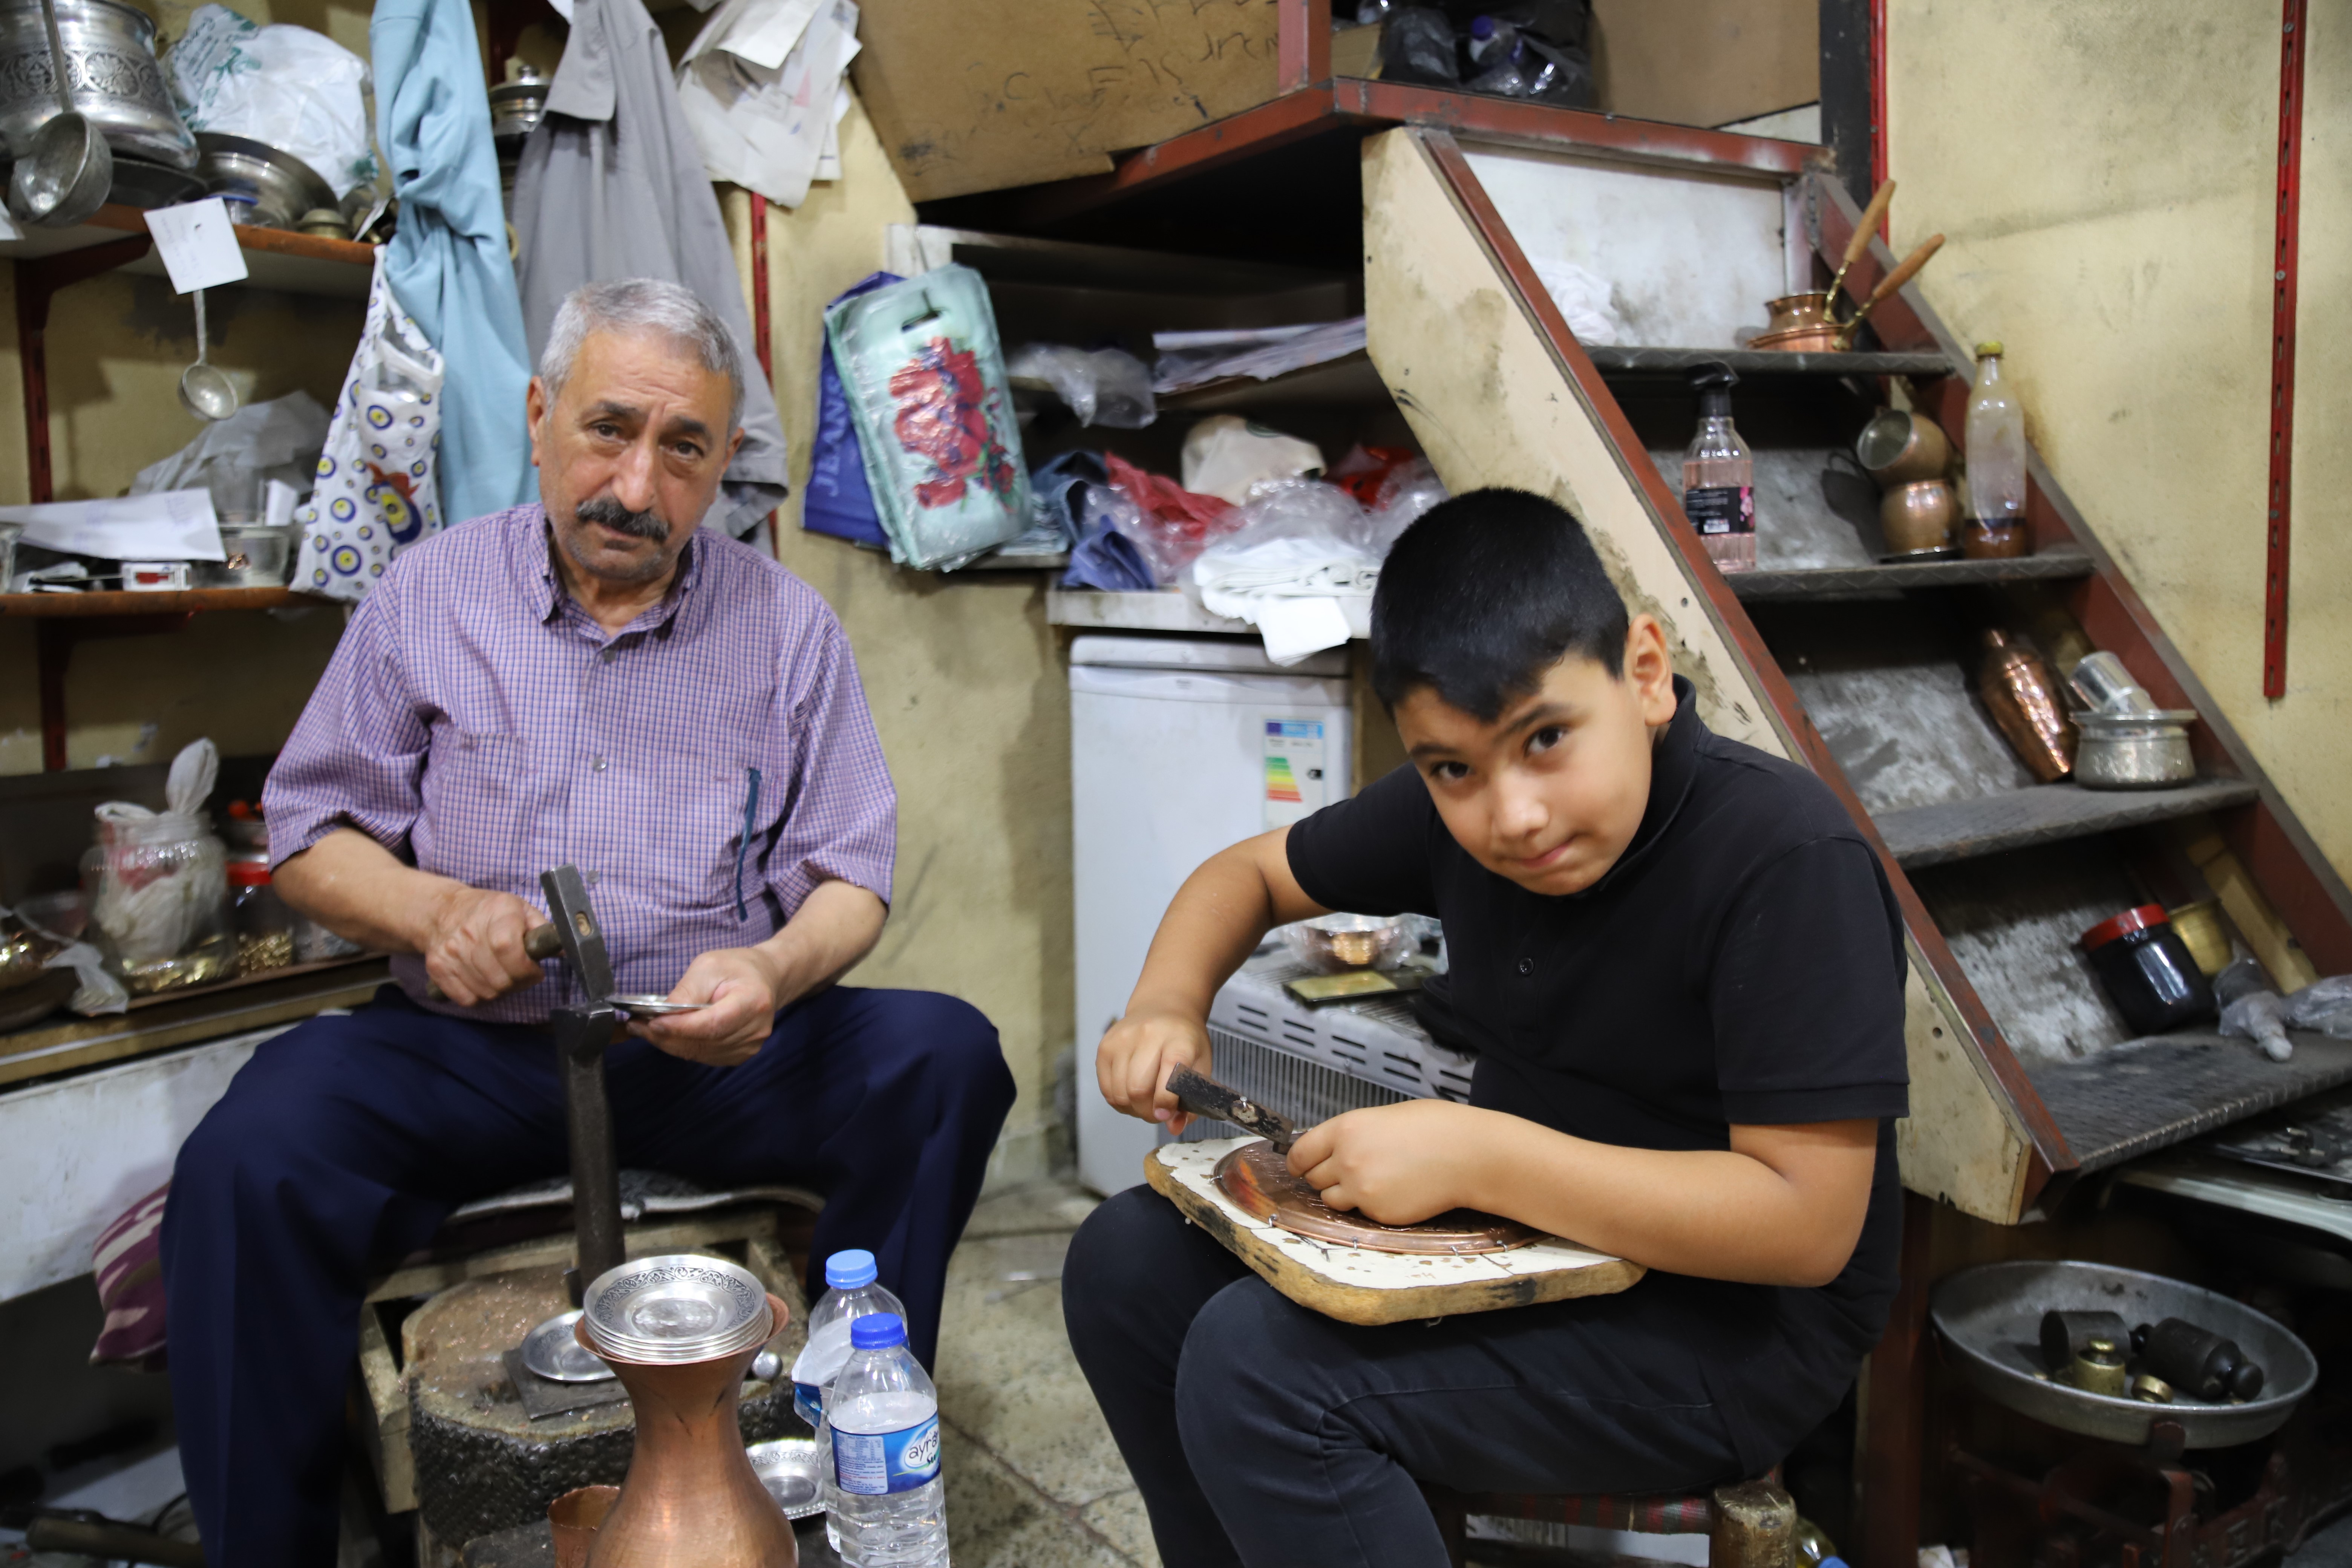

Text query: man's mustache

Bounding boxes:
[575,496,669,541]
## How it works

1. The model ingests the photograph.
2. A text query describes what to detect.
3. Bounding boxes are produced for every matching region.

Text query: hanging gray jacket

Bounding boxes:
[512,0,787,537]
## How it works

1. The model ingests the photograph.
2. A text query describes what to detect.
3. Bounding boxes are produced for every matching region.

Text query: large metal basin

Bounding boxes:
[1929,1260,2316,1448]
[0,0,194,170]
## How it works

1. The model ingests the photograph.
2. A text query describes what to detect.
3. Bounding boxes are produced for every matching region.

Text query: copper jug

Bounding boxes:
[576,1295,800,1567]
[1979,629,2076,784]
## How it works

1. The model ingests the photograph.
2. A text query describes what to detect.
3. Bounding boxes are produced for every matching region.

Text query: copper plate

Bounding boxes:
[1211,1140,1542,1255]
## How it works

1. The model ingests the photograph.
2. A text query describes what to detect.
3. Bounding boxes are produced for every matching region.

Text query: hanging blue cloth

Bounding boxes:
[802,271,899,550]
[372,0,534,525]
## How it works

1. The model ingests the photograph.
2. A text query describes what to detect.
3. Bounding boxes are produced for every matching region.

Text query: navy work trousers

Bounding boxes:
[161,983,1014,1566]
[1064,1187,1857,1568]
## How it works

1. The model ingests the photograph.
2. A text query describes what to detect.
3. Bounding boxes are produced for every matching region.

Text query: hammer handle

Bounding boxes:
[423,921,562,1002]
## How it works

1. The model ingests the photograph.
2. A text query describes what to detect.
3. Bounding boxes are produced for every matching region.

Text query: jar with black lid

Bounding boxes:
[2080,905,2216,1035]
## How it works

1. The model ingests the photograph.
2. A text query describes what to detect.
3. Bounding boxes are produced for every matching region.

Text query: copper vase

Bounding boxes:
[577,1295,800,1568]
[1979,629,2076,783]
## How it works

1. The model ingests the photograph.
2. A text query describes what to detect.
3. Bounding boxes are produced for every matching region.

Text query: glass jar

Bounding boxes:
[229,856,296,975]
[85,812,236,995]
[2081,905,2216,1035]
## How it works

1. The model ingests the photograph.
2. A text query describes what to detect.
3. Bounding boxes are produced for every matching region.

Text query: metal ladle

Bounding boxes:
[6,0,112,229]
[177,290,238,421]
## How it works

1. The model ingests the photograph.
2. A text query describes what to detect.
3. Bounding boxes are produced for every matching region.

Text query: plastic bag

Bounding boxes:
[1380,7,1458,84]
[1191,481,1380,664]
[167,5,379,198]
[802,272,900,551]
[2216,956,2294,1062]
[1361,458,1448,558]
[1062,483,1158,593]
[1005,346,1157,429]
[89,741,235,995]
[1529,257,1625,346]
[2286,975,2352,1038]
[127,391,329,520]
[1099,454,1237,584]
[293,254,445,603]
[1181,415,1325,505]
[826,266,1033,571]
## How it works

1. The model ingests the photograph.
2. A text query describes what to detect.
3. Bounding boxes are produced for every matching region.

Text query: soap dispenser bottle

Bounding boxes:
[1682,363,1755,573]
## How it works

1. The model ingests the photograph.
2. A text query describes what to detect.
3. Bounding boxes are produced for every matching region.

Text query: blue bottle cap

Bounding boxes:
[826,1249,878,1290]
[851,1313,907,1351]
[1470,14,1496,36]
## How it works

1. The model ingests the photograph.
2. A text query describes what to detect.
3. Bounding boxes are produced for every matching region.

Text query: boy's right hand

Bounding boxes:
[1097,1010,1211,1136]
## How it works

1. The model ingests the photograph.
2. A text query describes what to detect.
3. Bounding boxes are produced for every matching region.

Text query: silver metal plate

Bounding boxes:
[746,1437,826,1519]
[582,1254,771,1363]
[519,1310,616,1384]
[608,995,710,1016]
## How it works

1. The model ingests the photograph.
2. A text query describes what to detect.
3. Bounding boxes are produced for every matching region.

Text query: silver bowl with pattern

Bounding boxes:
[0,0,193,169]
[581,1253,774,1365]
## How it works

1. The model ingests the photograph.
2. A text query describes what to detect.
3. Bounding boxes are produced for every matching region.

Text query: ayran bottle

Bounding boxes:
[828,1313,949,1568]
[793,1249,907,1554]
[1681,363,1755,573]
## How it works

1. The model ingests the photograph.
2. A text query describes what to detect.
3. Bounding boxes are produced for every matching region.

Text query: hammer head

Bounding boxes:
[539,865,617,1002]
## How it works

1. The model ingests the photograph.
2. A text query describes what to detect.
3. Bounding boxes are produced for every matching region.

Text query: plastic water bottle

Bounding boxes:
[1465,14,1517,69]
[793,1250,907,1553]
[829,1314,948,1568]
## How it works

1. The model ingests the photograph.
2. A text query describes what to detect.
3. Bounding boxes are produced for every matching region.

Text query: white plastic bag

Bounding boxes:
[127,391,328,518]
[1191,481,1379,665]
[293,254,446,603]
[1529,257,1625,346]
[1005,345,1157,429]
[167,5,380,198]
[1181,415,1323,504]
[2286,975,2352,1038]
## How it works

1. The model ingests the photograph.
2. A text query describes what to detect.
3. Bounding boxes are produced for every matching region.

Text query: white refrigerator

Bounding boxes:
[1069,634,1353,1195]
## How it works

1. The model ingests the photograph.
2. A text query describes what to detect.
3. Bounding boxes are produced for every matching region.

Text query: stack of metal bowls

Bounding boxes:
[580,1254,773,1366]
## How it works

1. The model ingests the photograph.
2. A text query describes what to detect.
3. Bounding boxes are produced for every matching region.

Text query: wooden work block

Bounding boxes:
[1143,1138,1643,1327]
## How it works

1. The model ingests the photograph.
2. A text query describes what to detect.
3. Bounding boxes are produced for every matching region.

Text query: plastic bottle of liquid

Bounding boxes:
[1465,15,1517,68]
[794,1249,908,1553]
[829,1314,948,1568]
[1963,341,2028,556]
[1681,363,1755,573]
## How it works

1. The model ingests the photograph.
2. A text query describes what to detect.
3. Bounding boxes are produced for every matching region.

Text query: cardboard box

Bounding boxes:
[1591,0,1818,130]
[849,0,1284,202]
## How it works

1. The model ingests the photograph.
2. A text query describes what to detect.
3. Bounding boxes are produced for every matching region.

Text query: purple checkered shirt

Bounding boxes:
[264,503,896,1023]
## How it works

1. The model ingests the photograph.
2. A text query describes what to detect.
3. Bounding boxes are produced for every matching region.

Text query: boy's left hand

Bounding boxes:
[1286,1100,1499,1226]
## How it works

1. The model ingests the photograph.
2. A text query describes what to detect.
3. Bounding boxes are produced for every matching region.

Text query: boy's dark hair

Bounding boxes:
[1371,488,1630,720]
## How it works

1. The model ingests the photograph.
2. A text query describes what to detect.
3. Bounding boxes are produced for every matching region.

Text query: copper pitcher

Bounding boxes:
[576,1296,800,1567]
[1979,629,2076,784]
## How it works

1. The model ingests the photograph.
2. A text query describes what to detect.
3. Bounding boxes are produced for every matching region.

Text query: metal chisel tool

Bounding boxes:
[1165,1063,1301,1153]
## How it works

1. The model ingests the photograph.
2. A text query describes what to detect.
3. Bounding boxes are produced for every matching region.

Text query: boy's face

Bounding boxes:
[1393,616,1680,897]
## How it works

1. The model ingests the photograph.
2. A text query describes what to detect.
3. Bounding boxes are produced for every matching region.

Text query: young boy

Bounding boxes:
[1064,488,1909,1568]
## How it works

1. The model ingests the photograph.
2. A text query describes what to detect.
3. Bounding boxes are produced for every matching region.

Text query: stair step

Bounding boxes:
[1585,346,1953,378]
[1731,550,2098,600]
[1875,779,2261,868]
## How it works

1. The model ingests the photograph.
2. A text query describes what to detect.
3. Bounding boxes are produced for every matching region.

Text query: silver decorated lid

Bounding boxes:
[581,1254,772,1363]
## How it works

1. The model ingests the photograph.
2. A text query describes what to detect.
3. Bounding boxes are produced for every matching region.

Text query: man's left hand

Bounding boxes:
[1286,1099,1501,1226]
[629,946,784,1066]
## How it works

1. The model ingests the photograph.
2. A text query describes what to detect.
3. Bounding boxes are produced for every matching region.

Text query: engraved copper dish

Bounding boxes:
[1211,1139,1541,1255]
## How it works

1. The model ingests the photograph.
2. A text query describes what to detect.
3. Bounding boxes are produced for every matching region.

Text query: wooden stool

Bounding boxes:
[1420,1473,1795,1568]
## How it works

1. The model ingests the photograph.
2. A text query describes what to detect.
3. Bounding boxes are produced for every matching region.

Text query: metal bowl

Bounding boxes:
[520,1309,615,1384]
[1281,914,1409,974]
[194,132,333,231]
[581,1253,773,1364]
[2074,710,2198,791]
[1929,1260,2316,1447]
[104,151,201,208]
[745,1437,826,1519]
[0,0,193,168]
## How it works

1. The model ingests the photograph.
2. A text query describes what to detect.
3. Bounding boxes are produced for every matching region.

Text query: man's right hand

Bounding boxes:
[422,886,550,1006]
[1096,1010,1211,1135]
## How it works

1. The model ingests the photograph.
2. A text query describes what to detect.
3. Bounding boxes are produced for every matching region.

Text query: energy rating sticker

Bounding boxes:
[1264,718,1327,829]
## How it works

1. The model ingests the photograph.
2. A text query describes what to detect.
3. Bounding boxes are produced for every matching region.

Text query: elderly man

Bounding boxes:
[161,279,1014,1562]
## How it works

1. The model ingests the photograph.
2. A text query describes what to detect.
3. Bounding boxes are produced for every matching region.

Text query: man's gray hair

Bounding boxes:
[540,279,747,432]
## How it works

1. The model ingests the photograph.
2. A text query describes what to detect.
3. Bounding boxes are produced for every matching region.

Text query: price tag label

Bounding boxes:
[143,198,250,294]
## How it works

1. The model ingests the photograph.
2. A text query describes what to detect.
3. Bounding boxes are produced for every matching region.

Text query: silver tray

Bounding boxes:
[1929,1260,2316,1447]
[746,1436,825,1519]
[520,1309,614,1384]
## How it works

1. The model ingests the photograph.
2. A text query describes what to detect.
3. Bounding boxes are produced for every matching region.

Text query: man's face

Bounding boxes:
[527,330,744,586]
[1392,616,1680,897]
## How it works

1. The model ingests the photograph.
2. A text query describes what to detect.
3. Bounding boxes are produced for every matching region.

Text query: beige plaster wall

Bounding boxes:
[1886,1,2352,880]
[745,100,1076,1185]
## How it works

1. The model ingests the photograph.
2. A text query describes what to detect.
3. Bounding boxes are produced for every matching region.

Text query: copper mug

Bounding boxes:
[1856,409,1950,485]
[1879,479,1957,556]
[551,1486,622,1568]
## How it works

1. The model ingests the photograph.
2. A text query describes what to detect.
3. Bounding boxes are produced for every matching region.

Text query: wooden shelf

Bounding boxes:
[1159,352,1391,413]
[1728,550,2100,600]
[1874,779,2262,869]
[0,586,301,618]
[1585,346,1953,378]
[0,957,389,1090]
[2,202,375,299]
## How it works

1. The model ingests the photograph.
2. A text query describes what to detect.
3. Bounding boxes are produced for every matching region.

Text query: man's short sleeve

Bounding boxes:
[765,616,896,914]
[1284,763,1442,917]
[262,585,431,868]
[1711,835,1911,1125]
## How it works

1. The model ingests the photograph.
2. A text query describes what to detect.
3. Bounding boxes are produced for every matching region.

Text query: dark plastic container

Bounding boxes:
[2081,905,2217,1035]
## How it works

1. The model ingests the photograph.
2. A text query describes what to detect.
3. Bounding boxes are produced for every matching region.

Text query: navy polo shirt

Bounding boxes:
[1286,675,1911,1372]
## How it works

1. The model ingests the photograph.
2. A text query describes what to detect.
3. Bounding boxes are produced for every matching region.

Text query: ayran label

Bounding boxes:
[832,1415,942,1496]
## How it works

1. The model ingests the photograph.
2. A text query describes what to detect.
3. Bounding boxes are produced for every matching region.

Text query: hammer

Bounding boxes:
[535,865,628,1304]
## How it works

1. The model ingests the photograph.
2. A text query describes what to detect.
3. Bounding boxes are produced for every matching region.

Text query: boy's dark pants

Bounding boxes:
[1066,1186,1852,1568]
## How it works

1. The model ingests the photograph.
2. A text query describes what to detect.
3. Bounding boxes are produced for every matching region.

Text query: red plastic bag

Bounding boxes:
[1102,453,1240,583]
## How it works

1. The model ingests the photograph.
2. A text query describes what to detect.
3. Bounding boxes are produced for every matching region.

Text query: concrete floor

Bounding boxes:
[929,1179,1158,1568]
